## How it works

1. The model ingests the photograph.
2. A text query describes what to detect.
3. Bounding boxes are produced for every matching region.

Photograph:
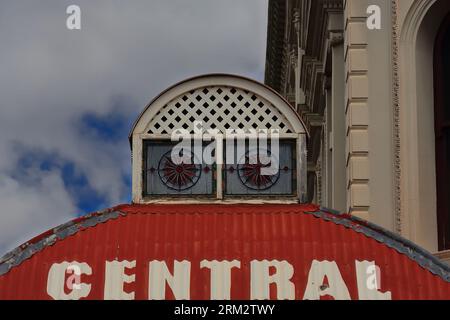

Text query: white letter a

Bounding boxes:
[366,5,381,30]
[66,5,81,30]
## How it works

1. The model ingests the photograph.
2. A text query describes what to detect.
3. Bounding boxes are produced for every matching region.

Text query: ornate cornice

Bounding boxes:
[265,0,287,93]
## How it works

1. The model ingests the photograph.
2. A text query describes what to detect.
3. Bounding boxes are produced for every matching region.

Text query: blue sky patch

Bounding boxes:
[13,147,121,215]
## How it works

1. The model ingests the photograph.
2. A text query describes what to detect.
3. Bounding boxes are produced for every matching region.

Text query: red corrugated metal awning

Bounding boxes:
[0,204,449,300]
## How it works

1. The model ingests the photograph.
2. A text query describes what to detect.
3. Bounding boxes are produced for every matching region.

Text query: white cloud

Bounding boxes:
[0,0,268,254]
[0,172,77,254]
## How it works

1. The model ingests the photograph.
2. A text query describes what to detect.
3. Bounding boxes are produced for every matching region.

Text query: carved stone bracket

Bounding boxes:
[329,31,344,48]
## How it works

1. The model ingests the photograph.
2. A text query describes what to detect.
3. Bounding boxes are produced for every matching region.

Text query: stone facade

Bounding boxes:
[265,0,450,263]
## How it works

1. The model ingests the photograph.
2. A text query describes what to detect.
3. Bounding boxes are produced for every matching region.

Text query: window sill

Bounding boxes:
[136,198,301,205]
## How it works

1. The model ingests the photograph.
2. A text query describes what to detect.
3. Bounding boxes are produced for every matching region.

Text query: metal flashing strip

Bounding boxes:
[315,207,450,282]
[0,209,124,276]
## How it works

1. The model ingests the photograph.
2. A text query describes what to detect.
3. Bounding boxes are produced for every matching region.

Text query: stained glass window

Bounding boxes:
[144,141,215,196]
[224,140,296,196]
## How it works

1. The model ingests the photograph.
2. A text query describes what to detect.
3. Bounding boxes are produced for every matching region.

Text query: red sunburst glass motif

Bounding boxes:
[158,151,201,191]
[238,152,280,190]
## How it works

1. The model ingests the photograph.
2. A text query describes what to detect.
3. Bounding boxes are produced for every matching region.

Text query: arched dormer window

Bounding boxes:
[434,14,450,250]
[130,74,308,203]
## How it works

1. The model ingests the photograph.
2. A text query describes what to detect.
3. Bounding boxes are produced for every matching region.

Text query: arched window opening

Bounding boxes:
[434,14,450,250]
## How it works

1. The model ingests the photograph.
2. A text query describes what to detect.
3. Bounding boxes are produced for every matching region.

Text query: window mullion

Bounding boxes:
[216,137,224,199]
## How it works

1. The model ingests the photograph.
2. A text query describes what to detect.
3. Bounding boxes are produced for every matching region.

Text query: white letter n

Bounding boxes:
[149,260,191,300]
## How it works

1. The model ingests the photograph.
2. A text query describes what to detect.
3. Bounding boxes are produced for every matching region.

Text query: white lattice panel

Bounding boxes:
[147,86,294,134]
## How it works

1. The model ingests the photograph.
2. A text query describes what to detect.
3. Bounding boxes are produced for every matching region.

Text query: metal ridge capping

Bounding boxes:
[315,207,450,282]
[0,208,125,276]
[0,204,449,282]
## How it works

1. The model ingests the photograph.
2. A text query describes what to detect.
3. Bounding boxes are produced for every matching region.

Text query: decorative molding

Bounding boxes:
[293,8,301,38]
[400,0,438,44]
[289,48,298,69]
[264,0,288,92]
[265,0,344,204]
[322,107,329,206]
[397,0,448,250]
[391,0,402,234]
[317,153,323,205]
[323,0,344,11]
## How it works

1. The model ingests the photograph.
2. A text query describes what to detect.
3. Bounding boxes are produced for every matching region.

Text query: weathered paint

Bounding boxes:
[0,204,449,300]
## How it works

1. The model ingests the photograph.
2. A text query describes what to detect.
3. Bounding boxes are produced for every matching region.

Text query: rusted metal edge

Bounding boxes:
[315,207,450,282]
[0,209,125,276]
[0,205,449,283]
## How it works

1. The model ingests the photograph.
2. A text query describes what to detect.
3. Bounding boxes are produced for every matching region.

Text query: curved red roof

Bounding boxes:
[0,204,449,300]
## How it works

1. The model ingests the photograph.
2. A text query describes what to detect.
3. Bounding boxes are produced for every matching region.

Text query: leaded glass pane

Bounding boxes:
[144,141,215,196]
[225,140,296,196]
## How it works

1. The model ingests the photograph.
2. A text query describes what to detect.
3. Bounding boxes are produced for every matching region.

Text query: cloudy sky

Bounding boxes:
[0,0,268,254]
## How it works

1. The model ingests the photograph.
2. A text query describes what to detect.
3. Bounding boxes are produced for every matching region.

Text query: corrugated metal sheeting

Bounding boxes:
[0,204,449,300]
